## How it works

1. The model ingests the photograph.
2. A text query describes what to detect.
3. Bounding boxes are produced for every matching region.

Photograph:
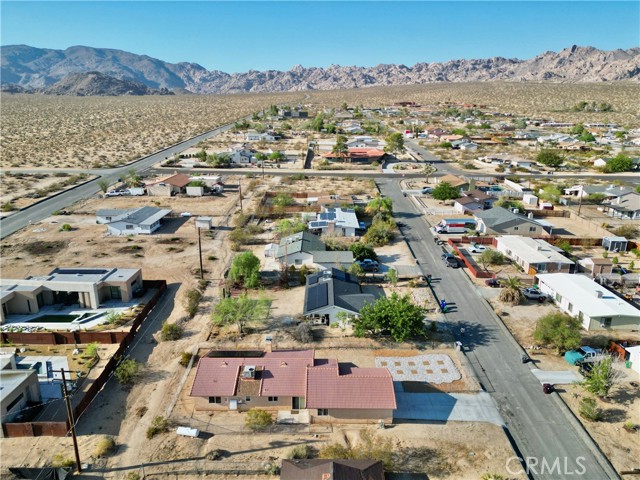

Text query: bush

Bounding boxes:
[363,218,395,247]
[612,225,639,238]
[292,322,314,343]
[51,454,75,468]
[161,322,182,341]
[623,421,637,432]
[183,288,202,318]
[59,223,72,232]
[533,313,581,353]
[115,359,140,385]
[94,436,116,457]
[146,416,169,439]
[0,202,17,212]
[179,352,194,366]
[318,429,394,469]
[85,342,99,359]
[579,397,602,421]
[349,243,378,262]
[286,444,313,459]
[245,409,274,431]
[124,473,140,480]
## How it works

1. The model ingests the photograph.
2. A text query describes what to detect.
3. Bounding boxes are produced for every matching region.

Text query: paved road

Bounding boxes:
[0,122,238,239]
[378,178,617,480]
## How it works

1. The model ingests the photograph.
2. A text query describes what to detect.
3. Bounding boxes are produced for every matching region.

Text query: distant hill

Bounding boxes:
[38,71,174,96]
[2,44,639,95]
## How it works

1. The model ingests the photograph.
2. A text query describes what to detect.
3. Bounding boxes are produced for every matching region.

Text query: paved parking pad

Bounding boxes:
[376,354,461,383]
[394,392,504,426]
[531,368,582,385]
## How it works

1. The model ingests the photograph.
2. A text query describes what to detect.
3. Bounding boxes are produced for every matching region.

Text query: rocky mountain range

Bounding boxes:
[2,44,639,95]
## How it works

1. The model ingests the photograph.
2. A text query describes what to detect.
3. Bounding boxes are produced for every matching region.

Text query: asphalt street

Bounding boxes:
[379,178,618,480]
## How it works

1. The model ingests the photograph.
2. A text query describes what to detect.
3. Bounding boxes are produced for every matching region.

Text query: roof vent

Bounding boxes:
[220,361,228,367]
[242,366,256,379]
[280,361,287,367]
[596,291,603,298]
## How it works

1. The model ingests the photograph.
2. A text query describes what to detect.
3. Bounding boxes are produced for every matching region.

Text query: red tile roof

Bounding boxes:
[191,350,396,411]
[322,148,385,160]
[148,172,191,188]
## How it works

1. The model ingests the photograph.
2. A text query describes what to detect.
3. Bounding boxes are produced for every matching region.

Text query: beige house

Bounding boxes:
[0,267,143,322]
[1,354,41,429]
[495,236,574,275]
[578,257,614,277]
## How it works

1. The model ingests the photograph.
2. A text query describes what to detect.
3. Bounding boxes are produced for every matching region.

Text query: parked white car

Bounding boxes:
[469,243,486,253]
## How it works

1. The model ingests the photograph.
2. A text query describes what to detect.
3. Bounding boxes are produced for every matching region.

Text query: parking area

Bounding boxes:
[394,391,505,425]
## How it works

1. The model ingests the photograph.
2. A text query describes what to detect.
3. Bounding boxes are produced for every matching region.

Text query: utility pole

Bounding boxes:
[197,226,204,280]
[60,368,82,473]
[577,183,584,216]
[239,181,243,214]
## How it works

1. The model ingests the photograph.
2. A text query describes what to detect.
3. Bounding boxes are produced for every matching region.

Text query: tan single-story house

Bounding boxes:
[0,267,143,322]
[495,236,574,275]
[146,172,191,196]
[190,349,396,424]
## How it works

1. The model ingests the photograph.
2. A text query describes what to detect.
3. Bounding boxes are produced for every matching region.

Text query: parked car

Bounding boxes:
[180,212,192,217]
[356,259,379,272]
[485,278,501,288]
[469,243,486,253]
[105,190,127,197]
[522,287,547,301]
[441,253,459,268]
[421,187,433,194]
[613,266,630,275]
[564,346,608,366]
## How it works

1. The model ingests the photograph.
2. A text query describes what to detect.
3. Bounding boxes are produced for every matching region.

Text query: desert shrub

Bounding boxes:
[579,397,602,421]
[498,277,524,305]
[245,409,274,431]
[115,359,140,385]
[59,224,72,232]
[1,202,17,212]
[85,342,99,359]
[146,416,169,439]
[533,313,581,353]
[623,421,637,432]
[160,322,182,341]
[94,436,116,457]
[363,218,395,246]
[481,475,505,480]
[106,311,124,325]
[183,288,202,318]
[179,352,194,366]
[318,429,394,469]
[233,213,250,228]
[292,322,314,343]
[124,473,141,480]
[51,454,74,468]
[264,463,280,475]
[287,444,313,459]
[612,224,638,238]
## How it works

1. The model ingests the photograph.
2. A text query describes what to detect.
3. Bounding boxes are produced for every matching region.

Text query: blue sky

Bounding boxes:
[1,1,638,72]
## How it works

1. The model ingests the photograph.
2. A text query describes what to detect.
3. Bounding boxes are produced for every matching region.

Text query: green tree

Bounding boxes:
[478,250,505,270]
[273,193,294,207]
[276,218,307,236]
[269,151,286,164]
[536,149,563,168]
[353,292,426,342]
[498,276,524,305]
[115,359,140,385]
[365,196,393,218]
[494,198,524,213]
[539,185,562,203]
[603,153,633,173]
[212,295,269,335]
[311,114,324,132]
[325,123,336,134]
[160,322,182,341]
[363,218,395,246]
[451,128,467,136]
[384,132,405,155]
[348,263,365,281]
[579,131,596,142]
[98,179,110,193]
[431,182,461,201]
[533,312,581,353]
[386,268,398,286]
[636,185,640,194]
[124,168,142,188]
[570,123,586,135]
[581,357,623,397]
[349,243,378,262]
[209,153,231,168]
[614,131,627,141]
[332,134,350,161]
[229,251,261,288]
[245,409,274,431]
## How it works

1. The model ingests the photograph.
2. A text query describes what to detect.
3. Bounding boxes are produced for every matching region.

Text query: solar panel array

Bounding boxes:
[306,282,329,311]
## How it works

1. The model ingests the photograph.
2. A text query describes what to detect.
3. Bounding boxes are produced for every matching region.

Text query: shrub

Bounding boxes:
[106,311,124,324]
[579,397,602,421]
[612,225,638,238]
[124,473,140,480]
[115,359,140,385]
[623,421,637,432]
[59,223,72,232]
[85,342,99,359]
[0,202,17,212]
[51,454,75,468]
[161,322,182,341]
[179,352,194,366]
[245,409,274,431]
[292,322,314,343]
[286,444,313,459]
[183,288,202,318]
[94,436,116,457]
[533,313,581,353]
[146,416,169,439]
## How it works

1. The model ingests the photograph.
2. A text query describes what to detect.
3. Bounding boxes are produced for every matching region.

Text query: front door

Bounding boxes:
[292,397,302,410]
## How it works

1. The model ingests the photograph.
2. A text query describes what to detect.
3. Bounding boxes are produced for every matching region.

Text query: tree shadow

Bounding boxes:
[602,408,628,423]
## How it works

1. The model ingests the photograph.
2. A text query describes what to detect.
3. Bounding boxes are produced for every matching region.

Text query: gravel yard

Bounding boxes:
[376,354,461,384]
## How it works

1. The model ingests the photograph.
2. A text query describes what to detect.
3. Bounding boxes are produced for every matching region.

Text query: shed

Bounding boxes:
[626,345,640,375]
[264,243,278,258]
[602,236,628,252]
[195,216,213,230]
[522,194,539,207]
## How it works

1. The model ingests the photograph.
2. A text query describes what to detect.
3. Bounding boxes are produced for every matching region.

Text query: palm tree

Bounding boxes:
[498,276,524,305]
[124,168,142,188]
[365,196,393,218]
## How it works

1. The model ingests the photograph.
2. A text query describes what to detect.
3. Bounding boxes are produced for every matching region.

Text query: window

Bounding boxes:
[268,396,278,402]
[513,226,519,231]
[208,396,222,404]
[245,396,251,402]
[295,259,302,266]
[126,224,134,230]
[537,264,546,272]
[601,318,612,327]
[555,293,562,303]
[567,302,573,312]
[529,226,537,232]
[6,393,24,412]
[317,409,329,416]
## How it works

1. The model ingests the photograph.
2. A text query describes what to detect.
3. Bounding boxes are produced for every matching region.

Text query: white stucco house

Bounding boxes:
[308,208,361,237]
[536,273,640,331]
[270,232,354,270]
[96,206,171,235]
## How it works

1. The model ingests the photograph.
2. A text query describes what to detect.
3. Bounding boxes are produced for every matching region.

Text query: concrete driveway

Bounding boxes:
[531,368,582,385]
[394,391,504,426]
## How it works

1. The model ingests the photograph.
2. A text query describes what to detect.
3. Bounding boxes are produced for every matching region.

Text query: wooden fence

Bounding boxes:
[2,280,167,438]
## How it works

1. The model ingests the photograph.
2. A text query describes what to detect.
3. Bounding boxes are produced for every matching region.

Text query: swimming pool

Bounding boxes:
[26,314,79,323]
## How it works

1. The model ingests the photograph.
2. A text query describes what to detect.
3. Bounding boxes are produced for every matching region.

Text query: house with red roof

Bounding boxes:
[146,172,191,197]
[190,349,396,424]
[322,148,386,164]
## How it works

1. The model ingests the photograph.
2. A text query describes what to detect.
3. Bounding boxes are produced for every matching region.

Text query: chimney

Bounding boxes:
[265,335,273,353]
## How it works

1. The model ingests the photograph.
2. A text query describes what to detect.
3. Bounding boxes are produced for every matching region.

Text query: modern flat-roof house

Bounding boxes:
[0,267,143,322]
[308,208,361,237]
[474,207,546,237]
[146,172,191,197]
[495,236,574,275]
[271,232,354,271]
[563,184,633,200]
[281,459,384,480]
[96,206,171,235]
[303,269,377,324]
[602,192,640,220]
[536,273,640,331]
[190,349,396,424]
[0,354,41,430]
